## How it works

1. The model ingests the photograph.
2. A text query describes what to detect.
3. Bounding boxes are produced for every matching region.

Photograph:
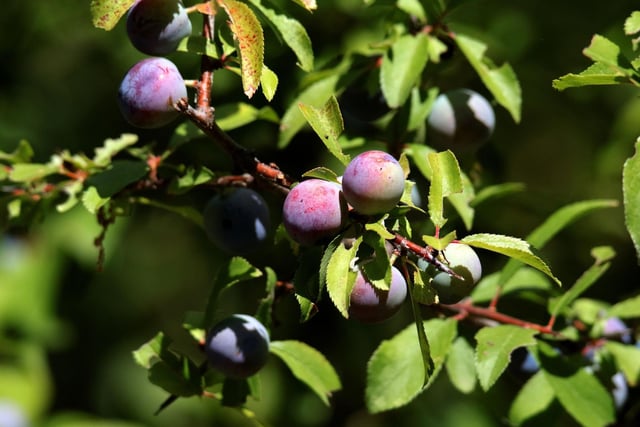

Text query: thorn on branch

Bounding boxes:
[391,232,464,280]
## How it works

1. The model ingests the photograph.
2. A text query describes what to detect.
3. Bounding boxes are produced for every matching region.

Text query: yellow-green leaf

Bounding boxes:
[90,0,136,31]
[219,0,265,98]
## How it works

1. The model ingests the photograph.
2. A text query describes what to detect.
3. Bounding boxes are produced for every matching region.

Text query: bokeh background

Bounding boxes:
[1,1,639,426]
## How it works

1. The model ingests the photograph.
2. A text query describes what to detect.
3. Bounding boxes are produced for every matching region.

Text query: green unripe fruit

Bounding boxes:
[431,243,482,304]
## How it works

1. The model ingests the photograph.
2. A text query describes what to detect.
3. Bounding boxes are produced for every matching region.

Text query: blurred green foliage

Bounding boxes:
[1,1,639,426]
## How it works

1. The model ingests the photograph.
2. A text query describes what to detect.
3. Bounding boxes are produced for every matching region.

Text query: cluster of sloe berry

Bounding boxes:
[117,0,192,129]
[115,1,487,380]
[116,0,271,380]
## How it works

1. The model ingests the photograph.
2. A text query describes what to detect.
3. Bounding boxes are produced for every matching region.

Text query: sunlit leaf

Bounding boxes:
[548,246,614,317]
[0,140,34,163]
[499,199,618,284]
[270,340,341,405]
[326,238,359,318]
[582,34,635,75]
[90,0,136,30]
[609,294,640,318]
[475,325,538,391]
[445,336,476,394]
[461,233,561,286]
[427,150,463,229]
[299,96,349,165]
[623,138,640,263]
[380,33,430,108]
[278,73,342,148]
[365,318,457,413]
[219,0,264,98]
[509,371,555,426]
[553,62,632,90]
[543,368,615,427]
[455,33,521,122]
[247,0,314,71]
[624,11,640,36]
[260,64,279,101]
[604,341,640,386]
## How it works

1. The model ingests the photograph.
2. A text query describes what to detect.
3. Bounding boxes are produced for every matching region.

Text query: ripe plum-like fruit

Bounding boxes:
[203,188,270,255]
[349,266,407,323]
[126,0,192,55]
[118,57,187,129]
[431,242,482,304]
[205,314,270,379]
[341,150,405,215]
[427,88,495,152]
[282,179,348,246]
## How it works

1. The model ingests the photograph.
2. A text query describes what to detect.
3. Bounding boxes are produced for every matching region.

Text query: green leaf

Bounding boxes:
[397,0,427,22]
[445,337,477,394]
[604,341,640,386]
[132,332,166,369]
[471,182,525,207]
[475,325,538,391]
[299,96,350,165]
[260,64,279,101]
[407,273,434,383]
[446,170,475,230]
[176,35,220,58]
[90,0,136,31]
[499,199,618,284]
[8,163,59,183]
[359,231,391,290]
[455,33,521,122]
[623,138,640,263]
[407,87,439,132]
[204,257,263,327]
[85,160,148,198]
[461,233,561,286]
[220,0,265,98]
[582,34,634,75]
[81,187,110,214]
[168,166,216,195]
[167,121,204,152]
[56,180,84,213]
[148,359,202,397]
[246,0,314,71]
[215,103,279,131]
[471,267,553,303]
[624,11,640,35]
[427,150,463,229]
[553,62,632,90]
[365,318,457,413]
[548,247,614,317]
[302,167,340,182]
[380,33,430,108]
[543,368,615,427]
[289,0,317,11]
[270,340,341,405]
[326,239,359,318]
[93,134,138,167]
[0,139,34,163]
[609,294,640,318]
[509,371,555,426]
[278,74,342,148]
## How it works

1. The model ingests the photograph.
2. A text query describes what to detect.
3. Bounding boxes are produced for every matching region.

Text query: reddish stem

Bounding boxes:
[441,300,558,335]
[391,232,463,279]
[175,99,293,191]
